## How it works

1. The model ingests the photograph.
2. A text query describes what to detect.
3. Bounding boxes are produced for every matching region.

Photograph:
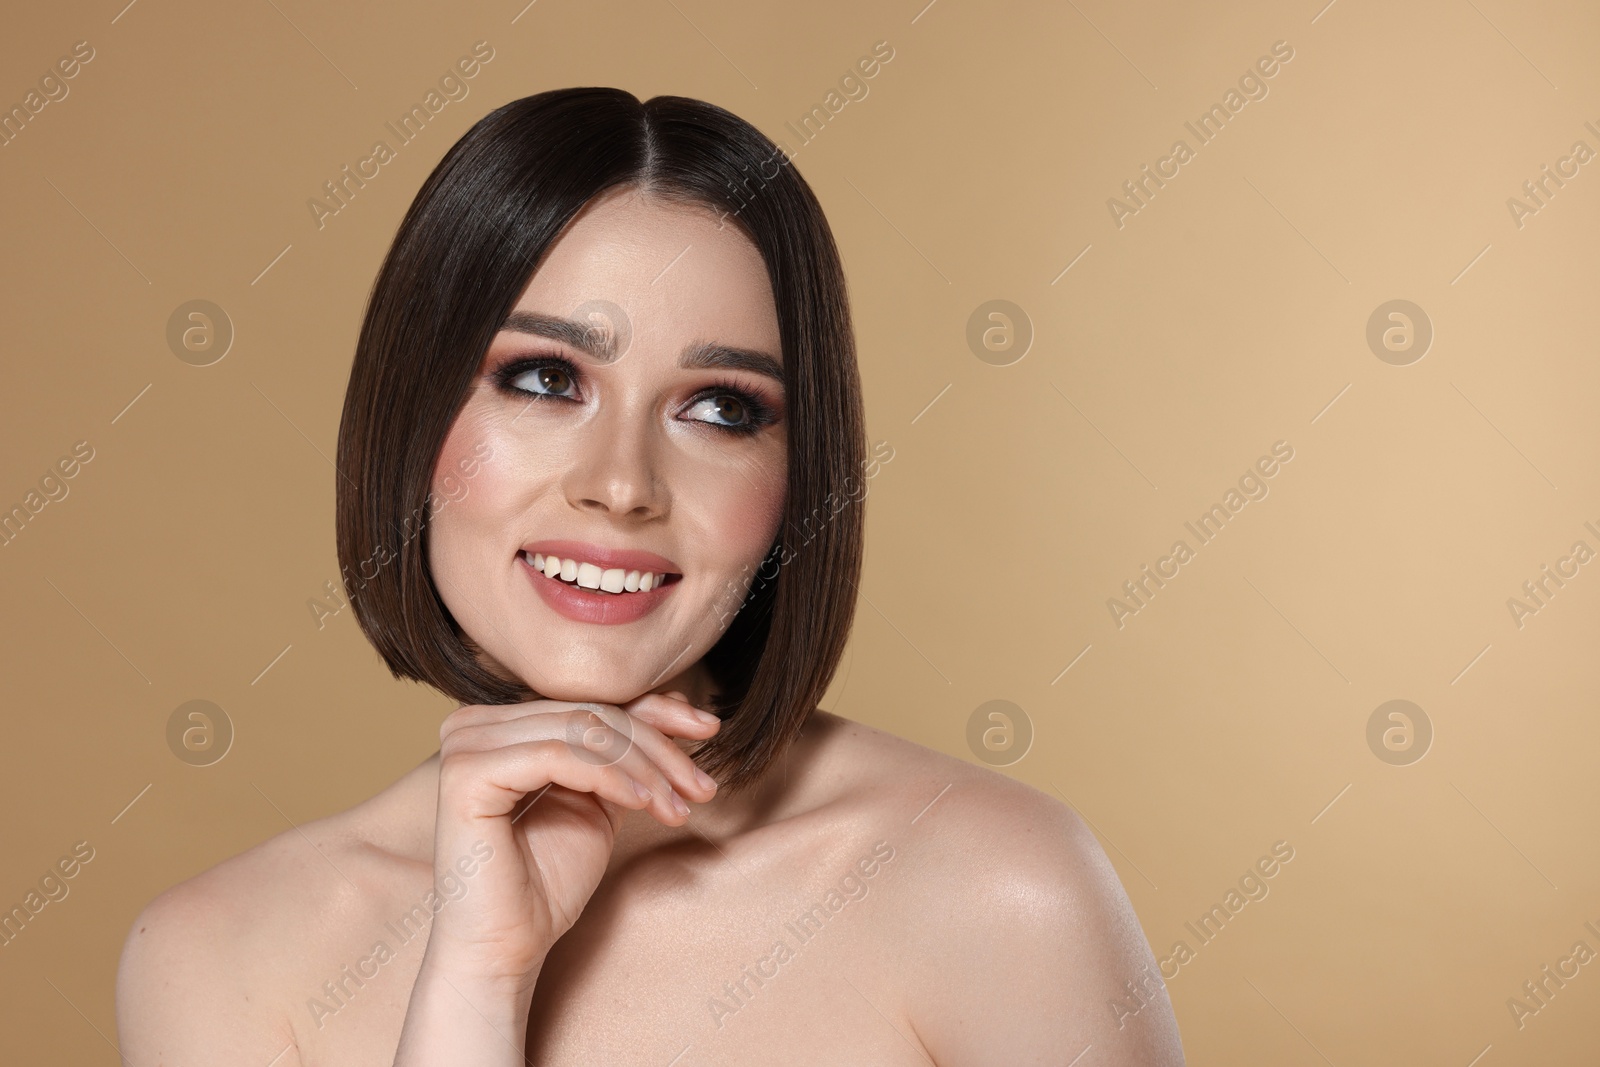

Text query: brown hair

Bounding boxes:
[335,88,866,792]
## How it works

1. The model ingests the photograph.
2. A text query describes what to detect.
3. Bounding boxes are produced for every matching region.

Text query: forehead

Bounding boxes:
[508,187,781,358]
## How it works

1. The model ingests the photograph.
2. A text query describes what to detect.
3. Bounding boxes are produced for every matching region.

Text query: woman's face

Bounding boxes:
[426,187,788,705]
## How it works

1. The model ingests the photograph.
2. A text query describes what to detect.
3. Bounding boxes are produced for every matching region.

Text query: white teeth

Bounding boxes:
[524,552,672,595]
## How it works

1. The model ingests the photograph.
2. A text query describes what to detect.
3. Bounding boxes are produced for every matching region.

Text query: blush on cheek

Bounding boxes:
[434,470,469,503]
[729,484,787,570]
[429,407,510,510]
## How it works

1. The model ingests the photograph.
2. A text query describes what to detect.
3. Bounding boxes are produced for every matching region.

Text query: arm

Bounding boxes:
[116,880,305,1067]
[389,953,542,1064]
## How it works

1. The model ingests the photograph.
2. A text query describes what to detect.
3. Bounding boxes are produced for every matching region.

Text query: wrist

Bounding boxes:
[395,954,545,1066]
[415,944,545,1009]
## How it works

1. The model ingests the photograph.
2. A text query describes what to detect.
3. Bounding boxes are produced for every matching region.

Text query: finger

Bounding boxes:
[444,708,713,817]
[438,698,620,747]
[606,713,719,809]
[624,691,724,740]
[555,705,715,814]
[611,697,721,798]
[438,738,655,824]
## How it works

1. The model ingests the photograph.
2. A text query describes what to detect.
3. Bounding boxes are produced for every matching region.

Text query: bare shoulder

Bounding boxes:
[804,711,1186,1065]
[115,789,421,1067]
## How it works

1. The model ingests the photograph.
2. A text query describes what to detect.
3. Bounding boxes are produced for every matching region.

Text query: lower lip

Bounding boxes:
[522,556,680,625]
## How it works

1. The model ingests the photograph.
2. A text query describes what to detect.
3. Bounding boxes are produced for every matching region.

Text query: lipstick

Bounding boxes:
[520,540,682,626]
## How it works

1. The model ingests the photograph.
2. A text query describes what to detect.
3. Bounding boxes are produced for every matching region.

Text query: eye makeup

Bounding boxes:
[489,353,781,436]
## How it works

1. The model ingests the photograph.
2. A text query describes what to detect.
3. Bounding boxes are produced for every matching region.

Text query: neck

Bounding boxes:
[377,666,813,866]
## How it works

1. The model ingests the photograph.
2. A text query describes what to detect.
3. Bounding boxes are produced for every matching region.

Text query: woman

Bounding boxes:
[116,88,1184,1065]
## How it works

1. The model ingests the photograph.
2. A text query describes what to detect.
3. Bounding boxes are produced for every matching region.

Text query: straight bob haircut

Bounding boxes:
[335,87,867,793]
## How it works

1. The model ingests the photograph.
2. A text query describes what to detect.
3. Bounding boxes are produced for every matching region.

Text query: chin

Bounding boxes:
[504,658,650,708]
[534,679,646,707]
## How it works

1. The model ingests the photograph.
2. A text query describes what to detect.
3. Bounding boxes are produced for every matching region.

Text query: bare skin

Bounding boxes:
[115,187,1185,1065]
[116,696,1184,1065]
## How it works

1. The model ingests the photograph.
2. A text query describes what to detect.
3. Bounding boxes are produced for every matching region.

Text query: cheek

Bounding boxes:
[425,409,552,573]
[693,454,787,568]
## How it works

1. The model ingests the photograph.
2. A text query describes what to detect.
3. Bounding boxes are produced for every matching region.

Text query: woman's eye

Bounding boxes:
[685,394,750,428]
[508,363,577,398]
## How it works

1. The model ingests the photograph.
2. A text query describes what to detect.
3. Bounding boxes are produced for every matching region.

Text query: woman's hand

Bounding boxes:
[421,690,722,993]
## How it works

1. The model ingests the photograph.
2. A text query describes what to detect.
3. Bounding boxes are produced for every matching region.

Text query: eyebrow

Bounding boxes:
[499,310,785,385]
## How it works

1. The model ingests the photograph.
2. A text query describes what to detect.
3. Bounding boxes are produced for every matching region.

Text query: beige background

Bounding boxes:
[2,0,1597,1062]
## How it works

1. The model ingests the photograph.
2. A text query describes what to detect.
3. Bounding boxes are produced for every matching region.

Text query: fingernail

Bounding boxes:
[694,709,720,725]
[694,768,717,792]
[632,779,652,801]
[670,789,690,816]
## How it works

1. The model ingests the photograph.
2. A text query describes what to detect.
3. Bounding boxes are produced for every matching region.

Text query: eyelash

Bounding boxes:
[491,354,779,436]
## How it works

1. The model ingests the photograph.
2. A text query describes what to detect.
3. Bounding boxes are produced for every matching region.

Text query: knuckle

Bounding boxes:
[439,703,484,742]
[522,737,570,766]
[438,721,486,759]
[436,748,479,792]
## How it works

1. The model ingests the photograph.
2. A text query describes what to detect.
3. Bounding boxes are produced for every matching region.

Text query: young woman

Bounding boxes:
[116,88,1184,1065]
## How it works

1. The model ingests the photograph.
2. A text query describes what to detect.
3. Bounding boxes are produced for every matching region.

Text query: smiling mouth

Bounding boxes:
[520,550,682,595]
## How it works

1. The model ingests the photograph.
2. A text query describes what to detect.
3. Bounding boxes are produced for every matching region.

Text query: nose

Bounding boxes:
[560,401,668,521]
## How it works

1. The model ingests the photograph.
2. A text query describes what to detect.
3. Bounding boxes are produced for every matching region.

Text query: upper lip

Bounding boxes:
[523,539,681,575]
